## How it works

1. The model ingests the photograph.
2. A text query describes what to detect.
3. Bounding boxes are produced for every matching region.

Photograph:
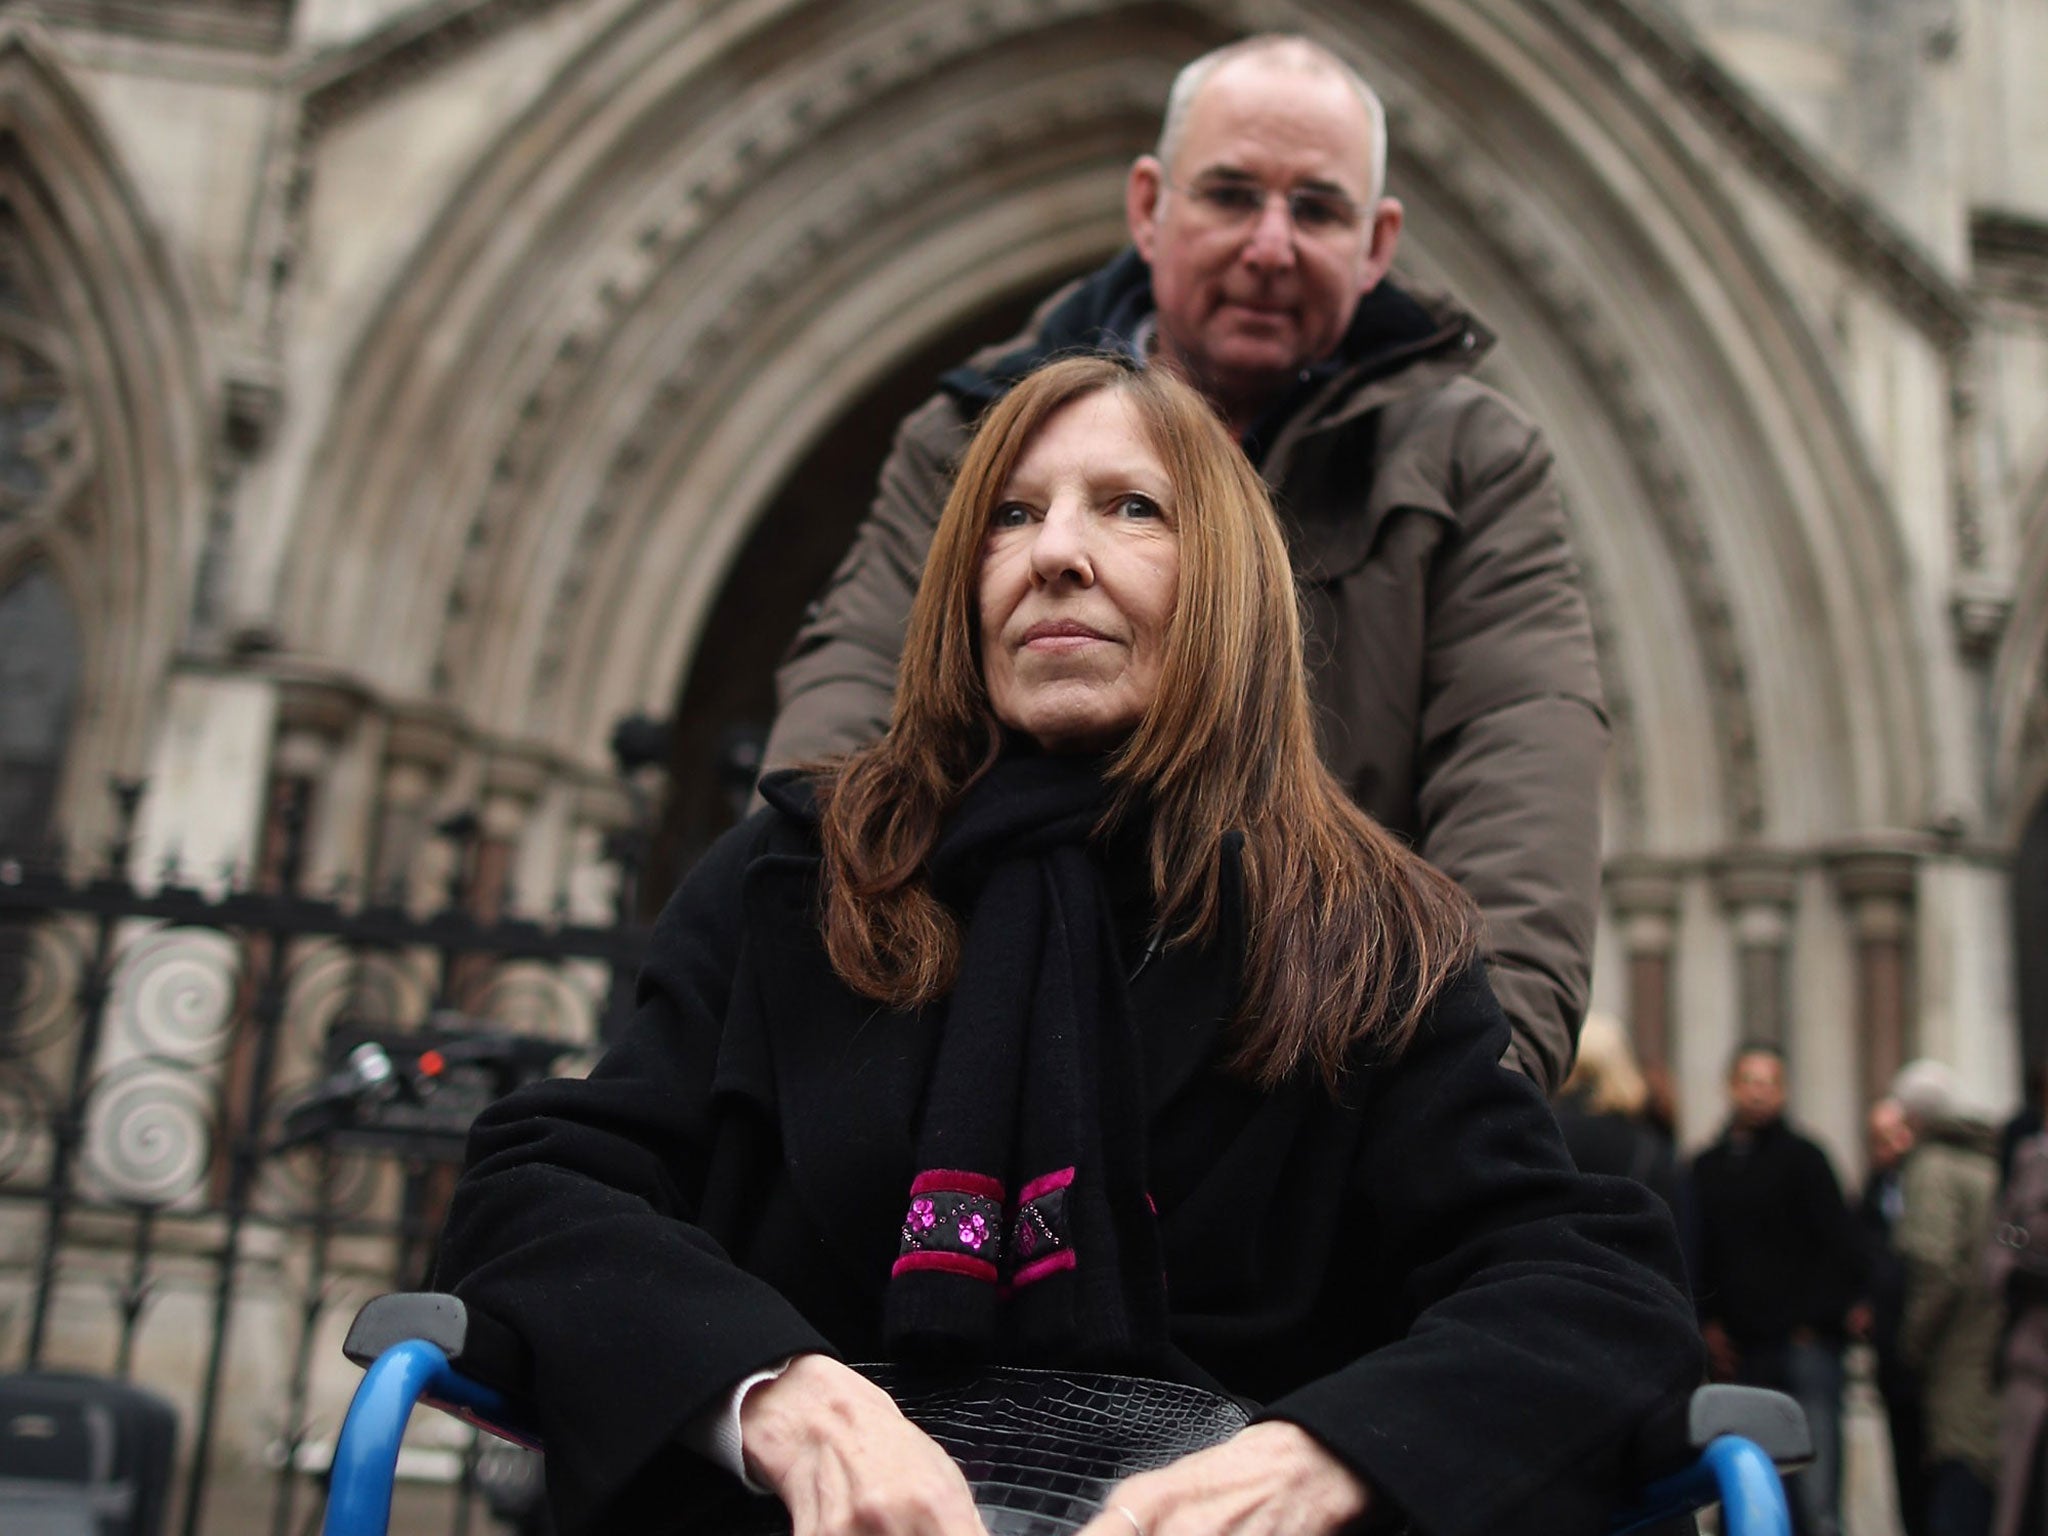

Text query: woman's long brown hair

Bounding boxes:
[813,355,1477,1088]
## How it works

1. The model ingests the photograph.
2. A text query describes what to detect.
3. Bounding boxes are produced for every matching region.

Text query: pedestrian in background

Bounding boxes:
[1692,1043,1862,1536]
[1892,1059,2003,1536]
[1859,1096,1929,1536]
[1554,1013,1679,1218]
[1990,1126,2048,1536]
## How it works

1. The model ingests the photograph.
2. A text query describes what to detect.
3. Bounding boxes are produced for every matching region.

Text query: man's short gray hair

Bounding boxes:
[1155,35,1390,205]
[1890,1058,1959,1126]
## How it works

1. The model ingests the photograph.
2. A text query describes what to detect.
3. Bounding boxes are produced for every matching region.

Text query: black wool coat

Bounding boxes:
[1691,1118,1861,1348]
[436,802,1702,1536]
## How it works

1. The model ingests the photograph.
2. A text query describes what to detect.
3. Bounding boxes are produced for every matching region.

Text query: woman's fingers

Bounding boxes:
[1074,1421,1368,1536]
[741,1357,985,1536]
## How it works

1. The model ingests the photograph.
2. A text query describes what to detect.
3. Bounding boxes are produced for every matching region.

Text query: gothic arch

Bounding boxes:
[0,23,208,844]
[285,0,1934,852]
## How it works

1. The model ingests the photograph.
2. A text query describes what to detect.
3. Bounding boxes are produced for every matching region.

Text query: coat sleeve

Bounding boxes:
[1262,970,1702,1536]
[762,393,971,772]
[1897,1151,1966,1371]
[1414,393,1607,1093]
[433,815,836,1532]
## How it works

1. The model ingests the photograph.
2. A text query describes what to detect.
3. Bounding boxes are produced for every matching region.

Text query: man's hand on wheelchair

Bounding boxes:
[739,1354,987,1536]
[1076,1420,1369,1536]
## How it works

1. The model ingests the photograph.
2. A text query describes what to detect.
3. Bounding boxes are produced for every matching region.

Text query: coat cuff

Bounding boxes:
[678,1356,800,1491]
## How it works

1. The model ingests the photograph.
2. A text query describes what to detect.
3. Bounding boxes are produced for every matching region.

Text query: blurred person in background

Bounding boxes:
[1891,1059,2002,1536]
[1553,1012,1679,1217]
[1691,1043,1862,1536]
[1990,1119,2048,1536]
[1857,1096,1929,1536]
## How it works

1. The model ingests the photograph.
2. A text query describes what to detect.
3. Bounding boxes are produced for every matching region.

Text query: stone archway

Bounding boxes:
[276,0,1964,1142]
[0,23,208,853]
[286,0,1932,849]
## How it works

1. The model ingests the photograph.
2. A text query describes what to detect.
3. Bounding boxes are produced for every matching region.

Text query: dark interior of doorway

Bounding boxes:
[646,271,1095,909]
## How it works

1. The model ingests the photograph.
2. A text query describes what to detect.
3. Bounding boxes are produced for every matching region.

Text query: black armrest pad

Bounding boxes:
[342,1292,533,1397]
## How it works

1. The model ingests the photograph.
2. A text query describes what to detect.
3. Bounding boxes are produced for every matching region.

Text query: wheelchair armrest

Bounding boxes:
[342,1293,532,1398]
[1684,1385,1812,1470]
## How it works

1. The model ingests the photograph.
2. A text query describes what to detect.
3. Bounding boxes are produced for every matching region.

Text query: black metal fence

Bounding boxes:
[0,780,651,1536]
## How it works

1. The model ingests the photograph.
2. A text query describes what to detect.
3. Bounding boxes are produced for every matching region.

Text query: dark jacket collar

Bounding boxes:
[937,247,1488,456]
[757,766,820,823]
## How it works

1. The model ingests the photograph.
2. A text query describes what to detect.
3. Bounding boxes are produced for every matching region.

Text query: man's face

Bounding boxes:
[1126,58,1400,423]
[1866,1100,1914,1172]
[1728,1052,1787,1131]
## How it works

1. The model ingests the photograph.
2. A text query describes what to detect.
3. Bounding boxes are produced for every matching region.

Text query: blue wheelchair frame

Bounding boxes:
[321,1296,1808,1536]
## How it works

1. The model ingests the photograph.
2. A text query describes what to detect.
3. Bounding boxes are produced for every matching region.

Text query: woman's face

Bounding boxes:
[978,390,1181,753]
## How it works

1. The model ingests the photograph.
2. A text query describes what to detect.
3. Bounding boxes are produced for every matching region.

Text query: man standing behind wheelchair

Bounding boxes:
[434,355,1702,1536]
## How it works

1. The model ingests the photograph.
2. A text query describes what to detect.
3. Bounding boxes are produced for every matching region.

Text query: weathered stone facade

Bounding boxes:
[1,0,2044,1484]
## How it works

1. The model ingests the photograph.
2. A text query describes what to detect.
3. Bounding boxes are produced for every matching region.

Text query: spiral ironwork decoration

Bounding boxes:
[475,961,599,1045]
[282,941,428,1055]
[0,914,87,1054]
[256,1068,388,1220]
[0,1056,58,1186]
[113,926,240,1061]
[81,1056,218,1206]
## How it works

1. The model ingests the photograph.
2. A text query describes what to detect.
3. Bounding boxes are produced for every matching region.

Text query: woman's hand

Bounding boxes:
[1075,1421,1369,1536]
[739,1355,987,1536]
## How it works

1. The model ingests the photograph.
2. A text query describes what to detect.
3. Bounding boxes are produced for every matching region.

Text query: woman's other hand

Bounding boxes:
[740,1355,987,1536]
[1076,1421,1369,1536]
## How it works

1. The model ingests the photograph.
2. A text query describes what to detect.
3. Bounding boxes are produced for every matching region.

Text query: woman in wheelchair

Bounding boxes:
[435,355,1703,1536]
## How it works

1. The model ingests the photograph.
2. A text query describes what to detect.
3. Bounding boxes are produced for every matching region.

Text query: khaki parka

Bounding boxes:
[763,252,1607,1091]
[1898,1119,2005,1480]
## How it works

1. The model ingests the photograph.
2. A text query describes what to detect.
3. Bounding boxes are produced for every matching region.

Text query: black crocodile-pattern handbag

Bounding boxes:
[725,1365,1252,1536]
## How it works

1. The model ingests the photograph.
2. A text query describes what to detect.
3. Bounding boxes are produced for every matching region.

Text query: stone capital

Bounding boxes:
[480,745,556,808]
[1605,856,1684,916]
[1606,857,1685,955]
[1826,842,1922,904]
[1827,841,1922,941]
[383,704,466,774]
[572,778,635,832]
[273,671,368,741]
[1712,849,1800,915]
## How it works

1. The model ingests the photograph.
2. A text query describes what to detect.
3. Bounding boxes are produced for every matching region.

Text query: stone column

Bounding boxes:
[1714,852,1800,1049]
[1830,846,1920,1109]
[263,727,327,894]
[474,752,550,923]
[573,778,639,1044]
[273,673,373,900]
[370,708,462,906]
[1604,857,1684,1075]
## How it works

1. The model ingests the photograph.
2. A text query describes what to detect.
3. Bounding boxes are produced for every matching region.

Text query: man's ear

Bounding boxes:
[1127,156,1165,261]
[1358,197,1405,293]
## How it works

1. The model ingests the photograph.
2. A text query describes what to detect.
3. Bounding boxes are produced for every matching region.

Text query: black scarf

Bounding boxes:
[882,754,1169,1367]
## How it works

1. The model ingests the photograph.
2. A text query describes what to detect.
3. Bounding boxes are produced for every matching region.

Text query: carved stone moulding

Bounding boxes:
[1950,578,2013,664]
[31,0,292,53]
[1825,840,1923,938]
[382,701,466,776]
[272,667,372,743]
[1972,209,2048,313]
[1711,848,1801,923]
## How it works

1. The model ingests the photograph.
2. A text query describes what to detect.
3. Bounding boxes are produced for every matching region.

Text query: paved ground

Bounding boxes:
[169,1462,491,1536]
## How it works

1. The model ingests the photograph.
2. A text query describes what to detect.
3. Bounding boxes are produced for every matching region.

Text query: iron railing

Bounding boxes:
[0,778,652,1536]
